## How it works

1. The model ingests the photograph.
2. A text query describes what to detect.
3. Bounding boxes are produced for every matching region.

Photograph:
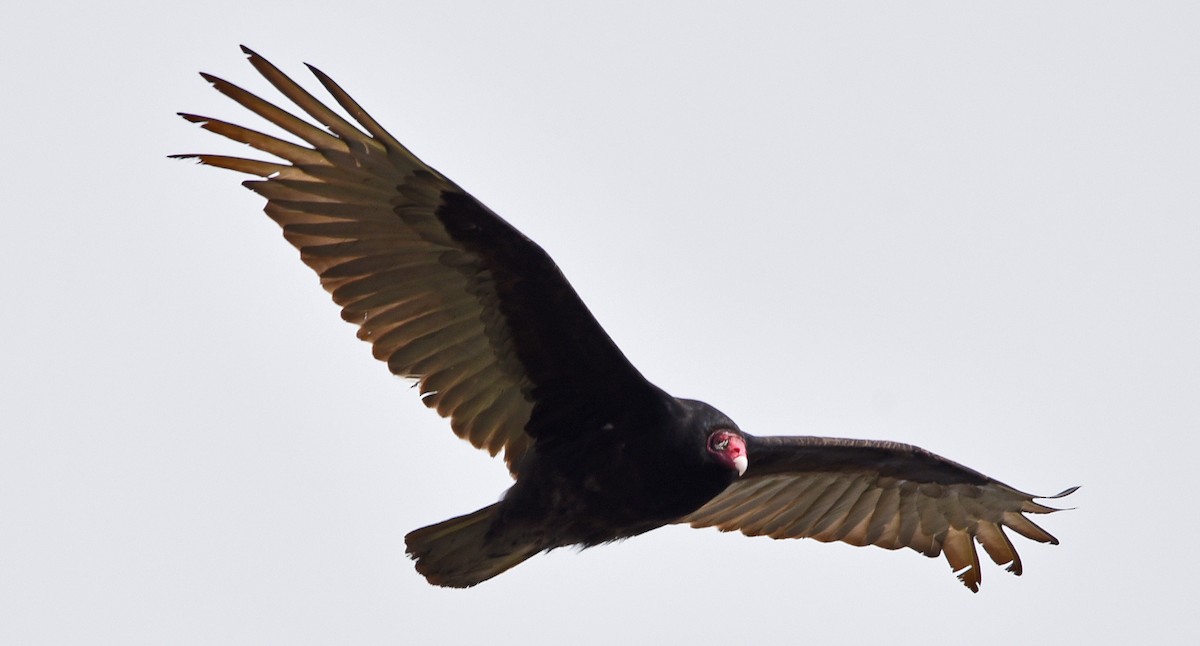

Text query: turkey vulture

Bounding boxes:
[175,47,1075,592]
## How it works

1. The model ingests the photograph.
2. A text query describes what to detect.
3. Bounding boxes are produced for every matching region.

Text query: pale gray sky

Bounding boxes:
[2,2,1197,643]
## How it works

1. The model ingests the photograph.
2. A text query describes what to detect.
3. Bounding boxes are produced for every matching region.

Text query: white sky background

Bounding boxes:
[2,1,1197,643]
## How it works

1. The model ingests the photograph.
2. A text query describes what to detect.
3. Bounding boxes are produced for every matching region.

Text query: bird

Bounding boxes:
[175,46,1076,592]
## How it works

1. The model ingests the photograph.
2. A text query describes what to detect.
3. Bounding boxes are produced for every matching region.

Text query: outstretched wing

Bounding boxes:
[175,47,659,474]
[679,435,1075,592]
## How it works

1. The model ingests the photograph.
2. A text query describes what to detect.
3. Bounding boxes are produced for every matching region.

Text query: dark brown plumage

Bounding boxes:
[176,47,1075,592]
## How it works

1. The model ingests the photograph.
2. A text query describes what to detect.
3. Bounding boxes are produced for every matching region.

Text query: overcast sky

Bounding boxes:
[3,2,1197,644]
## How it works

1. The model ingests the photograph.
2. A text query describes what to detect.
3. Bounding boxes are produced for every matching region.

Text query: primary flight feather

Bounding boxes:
[176,47,1074,591]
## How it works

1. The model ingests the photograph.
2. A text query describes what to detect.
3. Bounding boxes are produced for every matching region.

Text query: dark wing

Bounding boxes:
[175,47,660,474]
[679,435,1076,592]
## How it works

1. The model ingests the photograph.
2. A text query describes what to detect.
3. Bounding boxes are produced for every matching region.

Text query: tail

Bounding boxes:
[404,503,541,588]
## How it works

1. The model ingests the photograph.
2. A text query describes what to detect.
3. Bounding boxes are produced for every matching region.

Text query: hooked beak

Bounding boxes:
[732,454,748,476]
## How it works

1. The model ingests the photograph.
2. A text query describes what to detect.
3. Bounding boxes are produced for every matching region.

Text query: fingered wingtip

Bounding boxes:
[304,62,333,84]
[1037,485,1081,514]
[952,565,981,593]
[240,45,269,66]
[1046,485,1080,499]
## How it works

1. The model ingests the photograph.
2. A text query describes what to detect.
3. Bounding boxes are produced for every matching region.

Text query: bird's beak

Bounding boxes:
[732,454,748,477]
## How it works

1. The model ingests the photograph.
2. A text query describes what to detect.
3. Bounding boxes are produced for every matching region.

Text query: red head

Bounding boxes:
[707,430,748,476]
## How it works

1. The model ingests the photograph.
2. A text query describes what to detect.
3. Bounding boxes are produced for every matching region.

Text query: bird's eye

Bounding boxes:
[713,438,729,451]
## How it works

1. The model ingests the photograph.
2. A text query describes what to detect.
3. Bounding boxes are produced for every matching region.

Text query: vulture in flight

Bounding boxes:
[176,47,1075,592]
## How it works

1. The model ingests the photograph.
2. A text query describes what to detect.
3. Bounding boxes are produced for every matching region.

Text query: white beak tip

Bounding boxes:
[733,455,748,476]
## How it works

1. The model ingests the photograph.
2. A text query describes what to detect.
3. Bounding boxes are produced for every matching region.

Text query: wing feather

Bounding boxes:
[975,520,1022,574]
[177,48,660,472]
[824,485,882,545]
[777,475,854,536]
[942,528,982,591]
[198,72,349,153]
[759,475,838,538]
[708,476,793,533]
[178,114,330,166]
[726,477,801,535]
[241,46,386,156]
[863,483,902,548]
[681,435,1074,591]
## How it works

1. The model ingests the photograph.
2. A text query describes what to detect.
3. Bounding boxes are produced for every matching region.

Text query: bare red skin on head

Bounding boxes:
[707,430,747,474]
